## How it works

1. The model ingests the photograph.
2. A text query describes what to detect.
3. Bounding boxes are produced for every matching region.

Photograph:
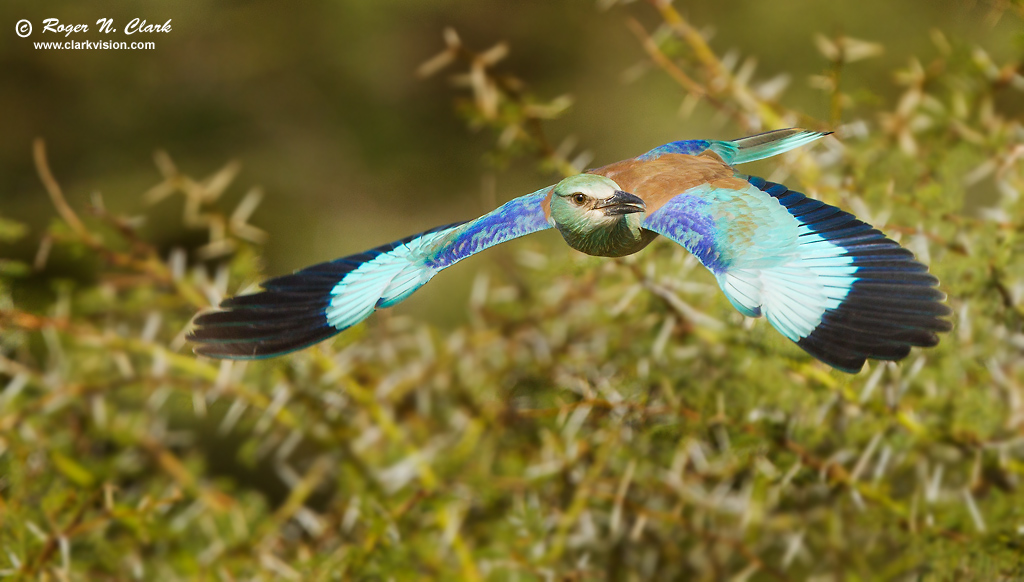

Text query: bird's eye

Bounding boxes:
[571,193,587,205]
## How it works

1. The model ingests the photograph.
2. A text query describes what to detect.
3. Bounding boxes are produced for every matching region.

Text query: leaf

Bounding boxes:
[0,259,29,277]
[0,216,28,243]
[51,451,96,487]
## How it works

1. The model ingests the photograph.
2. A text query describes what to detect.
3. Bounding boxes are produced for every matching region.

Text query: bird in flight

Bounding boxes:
[188,128,951,372]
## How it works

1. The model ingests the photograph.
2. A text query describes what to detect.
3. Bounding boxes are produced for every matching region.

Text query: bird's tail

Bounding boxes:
[710,128,831,166]
[187,223,462,359]
[717,177,952,373]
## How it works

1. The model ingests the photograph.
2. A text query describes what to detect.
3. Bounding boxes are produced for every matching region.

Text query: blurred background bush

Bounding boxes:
[2,0,1024,579]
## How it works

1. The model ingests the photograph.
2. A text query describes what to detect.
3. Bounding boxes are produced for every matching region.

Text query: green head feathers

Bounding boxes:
[549,174,649,257]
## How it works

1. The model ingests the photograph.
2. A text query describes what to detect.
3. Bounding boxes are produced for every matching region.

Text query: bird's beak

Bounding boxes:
[595,190,647,216]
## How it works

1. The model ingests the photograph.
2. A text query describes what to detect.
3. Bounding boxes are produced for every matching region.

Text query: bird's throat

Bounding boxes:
[557,214,653,257]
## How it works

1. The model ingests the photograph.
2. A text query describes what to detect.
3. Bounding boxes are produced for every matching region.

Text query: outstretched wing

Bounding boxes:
[642,175,951,373]
[188,187,553,359]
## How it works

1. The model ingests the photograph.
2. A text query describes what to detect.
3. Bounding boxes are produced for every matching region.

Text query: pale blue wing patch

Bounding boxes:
[328,187,553,329]
[328,188,552,329]
[326,229,454,328]
[646,178,857,341]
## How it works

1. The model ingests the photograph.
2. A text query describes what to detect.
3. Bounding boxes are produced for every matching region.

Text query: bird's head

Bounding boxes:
[549,174,647,236]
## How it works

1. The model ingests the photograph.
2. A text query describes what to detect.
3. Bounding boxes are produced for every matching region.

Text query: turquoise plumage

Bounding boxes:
[189,128,951,372]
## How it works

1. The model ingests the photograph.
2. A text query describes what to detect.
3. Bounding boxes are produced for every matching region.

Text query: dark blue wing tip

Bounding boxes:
[797,279,953,373]
[798,305,952,374]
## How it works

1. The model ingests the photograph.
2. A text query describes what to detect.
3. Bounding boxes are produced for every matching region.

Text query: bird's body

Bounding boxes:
[189,129,952,372]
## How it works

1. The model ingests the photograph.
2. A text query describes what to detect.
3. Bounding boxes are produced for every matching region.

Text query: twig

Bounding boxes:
[33,139,99,246]
[624,18,731,118]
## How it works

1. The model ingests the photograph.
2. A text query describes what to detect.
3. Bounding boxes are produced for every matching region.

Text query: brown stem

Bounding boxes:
[33,139,99,246]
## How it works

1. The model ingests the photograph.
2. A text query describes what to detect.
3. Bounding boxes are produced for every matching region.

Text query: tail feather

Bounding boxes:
[710,128,832,166]
[188,223,463,359]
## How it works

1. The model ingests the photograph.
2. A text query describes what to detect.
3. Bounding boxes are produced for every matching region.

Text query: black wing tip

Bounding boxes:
[797,333,913,375]
[189,299,339,359]
[799,287,952,373]
[189,288,336,360]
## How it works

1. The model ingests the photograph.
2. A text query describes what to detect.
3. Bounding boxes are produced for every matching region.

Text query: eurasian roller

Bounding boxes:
[188,129,952,372]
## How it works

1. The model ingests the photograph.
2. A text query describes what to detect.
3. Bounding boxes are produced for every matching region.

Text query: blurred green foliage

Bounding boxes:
[3,1,1024,580]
